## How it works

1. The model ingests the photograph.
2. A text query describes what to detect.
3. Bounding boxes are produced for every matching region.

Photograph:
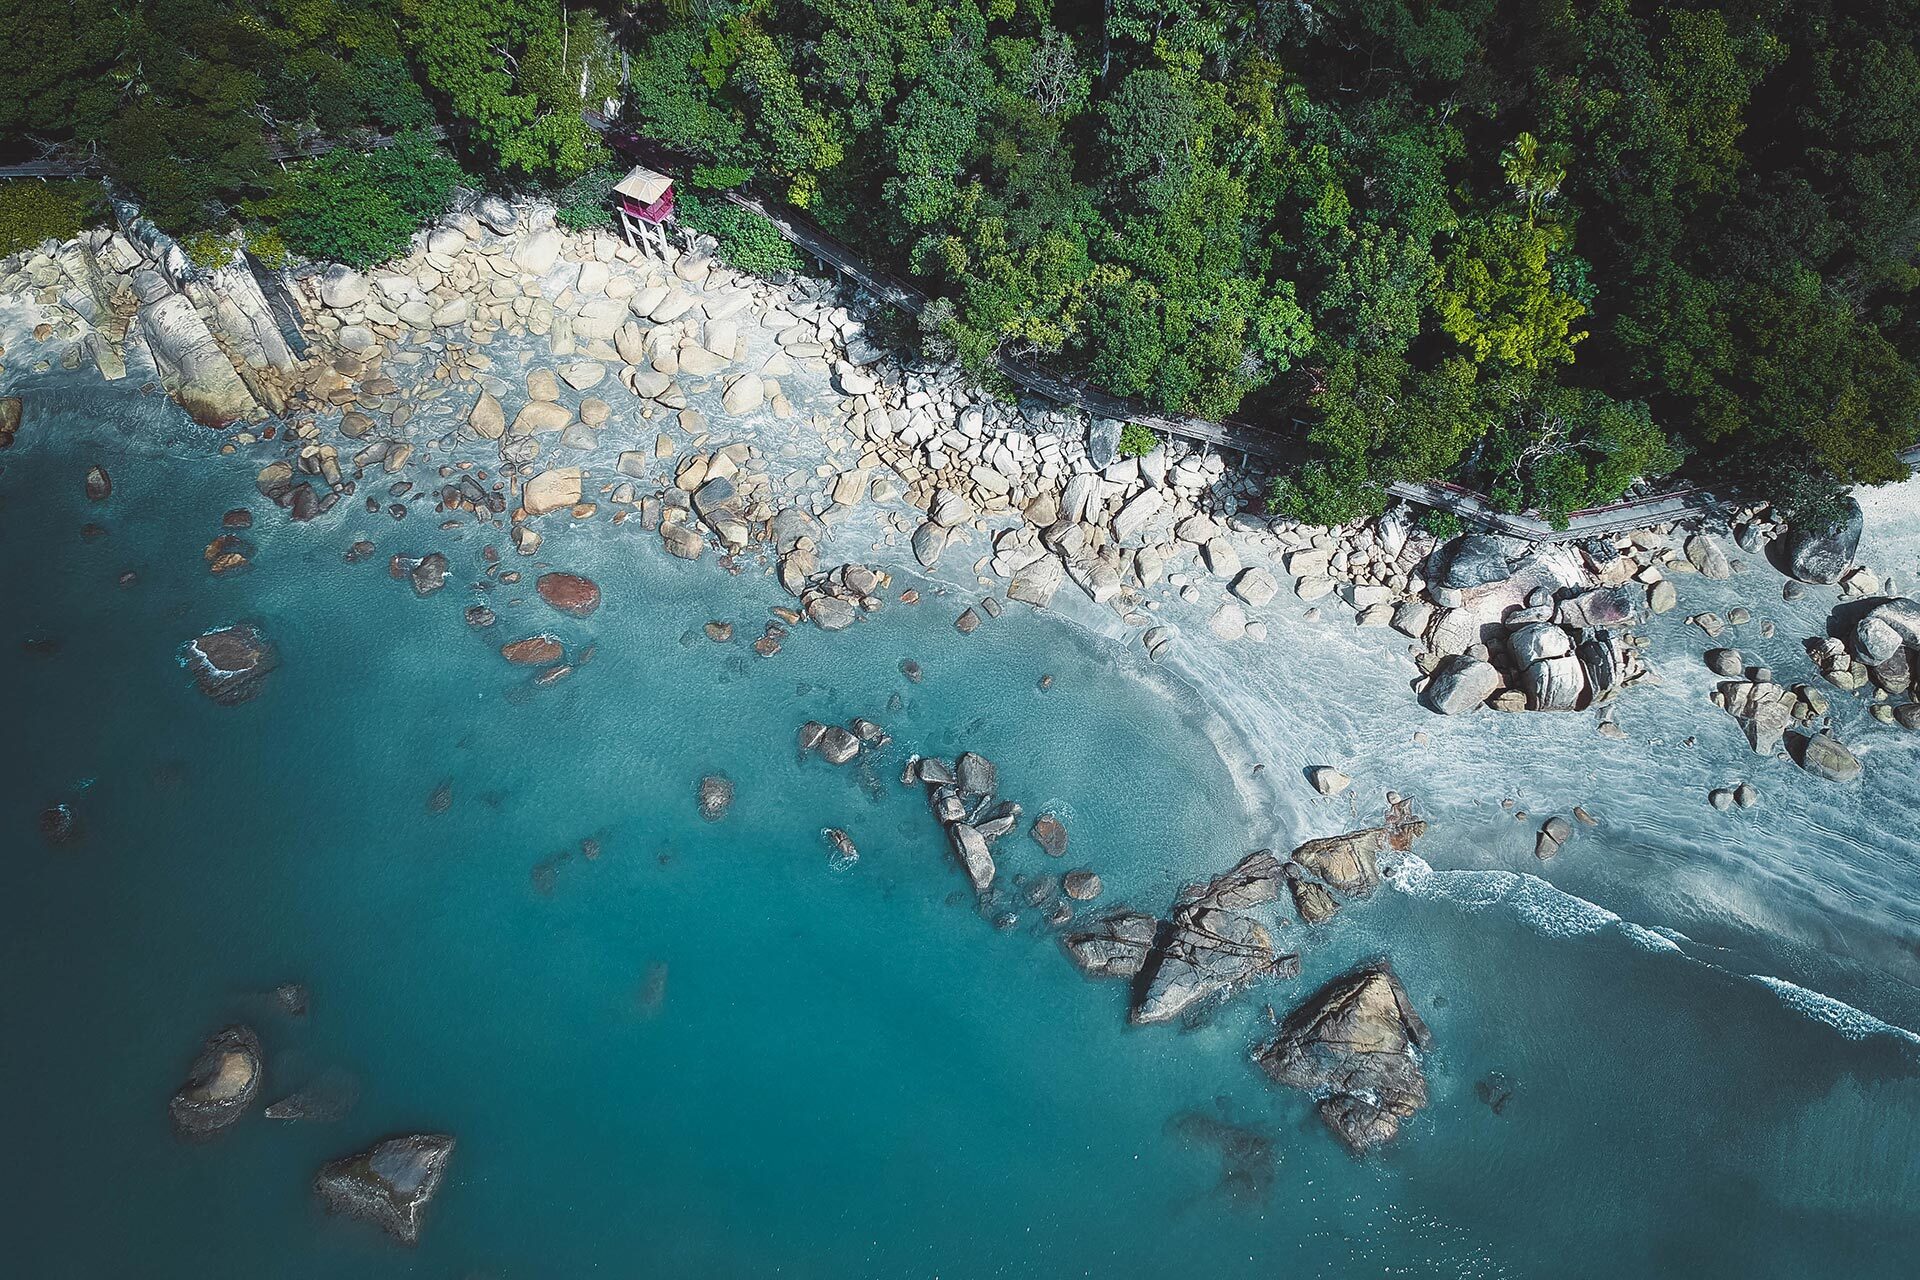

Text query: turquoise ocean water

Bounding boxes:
[5,372,1920,1278]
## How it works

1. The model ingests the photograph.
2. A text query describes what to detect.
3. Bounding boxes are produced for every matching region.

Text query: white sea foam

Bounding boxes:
[1749,975,1920,1047]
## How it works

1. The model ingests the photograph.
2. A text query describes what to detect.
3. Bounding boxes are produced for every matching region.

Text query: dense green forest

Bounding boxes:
[3,2,1918,525]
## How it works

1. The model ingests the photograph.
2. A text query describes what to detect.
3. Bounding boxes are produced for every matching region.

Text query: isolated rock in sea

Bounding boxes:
[85,465,112,501]
[169,1025,263,1139]
[1420,656,1500,715]
[313,1133,455,1245]
[500,635,563,665]
[1031,814,1069,857]
[404,553,447,597]
[1782,498,1863,584]
[0,395,21,448]
[699,774,734,821]
[1794,732,1861,783]
[1062,870,1103,901]
[1309,766,1351,796]
[1254,963,1430,1153]
[537,571,601,618]
[181,624,278,705]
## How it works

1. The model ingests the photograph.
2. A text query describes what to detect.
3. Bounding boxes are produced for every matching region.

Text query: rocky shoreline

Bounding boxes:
[7,190,1920,1205]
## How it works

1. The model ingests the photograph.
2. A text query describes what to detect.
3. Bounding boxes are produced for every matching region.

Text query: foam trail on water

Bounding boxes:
[1749,975,1920,1047]
[1395,855,1920,1047]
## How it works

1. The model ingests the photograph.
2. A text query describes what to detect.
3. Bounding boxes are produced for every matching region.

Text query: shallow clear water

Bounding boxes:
[5,371,1920,1278]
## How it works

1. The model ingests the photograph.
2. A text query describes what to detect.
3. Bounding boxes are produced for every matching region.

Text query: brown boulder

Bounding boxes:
[537,571,601,617]
[501,635,564,665]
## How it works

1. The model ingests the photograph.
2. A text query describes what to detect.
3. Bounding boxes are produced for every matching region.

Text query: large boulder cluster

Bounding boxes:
[1403,535,1655,716]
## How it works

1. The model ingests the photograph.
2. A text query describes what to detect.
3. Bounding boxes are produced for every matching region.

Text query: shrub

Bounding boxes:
[553,166,621,232]
[182,230,236,271]
[1420,509,1464,540]
[246,227,291,270]
[0,180,106,256]
[1266,458,1387,526]
[255,134,461,270]
[1118,422,1156,458]
[676,187,802,277]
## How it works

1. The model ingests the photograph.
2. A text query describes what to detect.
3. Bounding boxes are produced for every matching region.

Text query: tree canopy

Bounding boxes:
[4,0,1917,525]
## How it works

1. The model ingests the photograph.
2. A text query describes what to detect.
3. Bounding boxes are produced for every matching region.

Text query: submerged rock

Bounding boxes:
[181,624,278,705]
[169,1025,263,1140]
[501,635,563,665]
[536,571,601,617]
[313,1133,455,1245]
[1254,963,1430,1153]
[698,774,734,821]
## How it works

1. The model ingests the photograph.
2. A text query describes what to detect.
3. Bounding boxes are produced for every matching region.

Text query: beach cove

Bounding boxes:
[5,203,1920,1277]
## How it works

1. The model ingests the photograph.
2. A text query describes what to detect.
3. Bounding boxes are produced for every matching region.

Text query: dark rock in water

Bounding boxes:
[464,605,497,629]
[900,658,923,682]
[169,1025,263,1140]
[289,483,319,522]
[1062,870,1102,901]
[1285,865,1340,925]
[1476,1072,1516,1115]
[313,1133,455,1245]
[537,571,601,617]
[0,395,21,448]
[410,552,450,597]
[796,721,828,752]
[704,621,734,643]
[637,961,669,1016]
[39,803,80,847]
[1117,850,1296,1026]
[1063,910,1159,978]
[344,540,376,563]
[699,774,733,821]
[1792,730,1862,783]
[817,725,860,764]
[1169,1110,1277,1205]
[222,508,254,530]
[181,624,279,705]
[273,983,310,1018]
[265,1067,359,1122]
[1253,963,1430,1153]
[850,716,890,745]
[1782,498,1863,584]
[948,823,996,890]
[426,779,453,814]
[501,634,563,665]
[824,827,859,870]
[954,607,981,634]
[84,465,111,501]
[955,751,997,796]
[1031,813,1068,857]
[1427,534,1512,590]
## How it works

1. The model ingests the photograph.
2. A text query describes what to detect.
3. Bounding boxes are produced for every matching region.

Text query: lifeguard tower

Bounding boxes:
[614,165,675,257]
